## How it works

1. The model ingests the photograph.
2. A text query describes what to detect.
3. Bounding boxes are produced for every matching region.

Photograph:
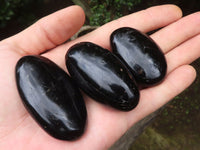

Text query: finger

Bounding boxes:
[166,34,200,74]
[127,65,196,126]
[76,4,182,50]
[44,5,182,65]
[151,12,200,53]
[1,5,85,55]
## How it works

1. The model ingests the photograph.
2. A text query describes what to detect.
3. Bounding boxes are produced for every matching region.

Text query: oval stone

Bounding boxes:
[110,27,167,87]
[66,42,139,111]
[15,55,87,141]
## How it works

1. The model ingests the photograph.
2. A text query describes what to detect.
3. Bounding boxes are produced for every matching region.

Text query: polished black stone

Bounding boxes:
[15,55,87,141]
[66,42,140,111]
[111,27,167,87]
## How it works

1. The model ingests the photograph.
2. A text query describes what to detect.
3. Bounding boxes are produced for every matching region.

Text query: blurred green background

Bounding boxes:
[0,0,200,149]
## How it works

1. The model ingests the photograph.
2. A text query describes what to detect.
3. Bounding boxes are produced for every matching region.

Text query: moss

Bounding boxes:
[130,127,200,150]
[130,128,174,150]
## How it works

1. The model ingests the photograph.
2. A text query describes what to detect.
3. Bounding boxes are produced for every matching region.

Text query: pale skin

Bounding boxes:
[0,4,200,150]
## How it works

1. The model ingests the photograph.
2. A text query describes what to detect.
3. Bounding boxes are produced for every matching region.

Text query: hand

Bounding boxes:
[0,5,199,150]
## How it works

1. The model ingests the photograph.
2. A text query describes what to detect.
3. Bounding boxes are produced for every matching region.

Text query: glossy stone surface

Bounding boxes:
[15,55,87,141]
[111,27,167,86]
[66,42,139,111]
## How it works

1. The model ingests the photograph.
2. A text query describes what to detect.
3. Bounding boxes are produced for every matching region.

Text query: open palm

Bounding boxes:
[0,5,200,150]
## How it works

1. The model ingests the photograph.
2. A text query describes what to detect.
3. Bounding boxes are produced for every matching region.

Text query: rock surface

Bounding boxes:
[111,27,167,87]
[15,55,87,140]
[66,42,140,111]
